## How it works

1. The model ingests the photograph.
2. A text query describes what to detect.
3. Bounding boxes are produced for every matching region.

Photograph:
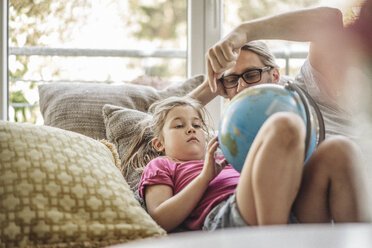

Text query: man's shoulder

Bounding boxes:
[279,75,295,85]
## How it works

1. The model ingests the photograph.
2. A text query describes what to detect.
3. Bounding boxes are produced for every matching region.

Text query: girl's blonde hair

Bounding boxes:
[121,96,210,178]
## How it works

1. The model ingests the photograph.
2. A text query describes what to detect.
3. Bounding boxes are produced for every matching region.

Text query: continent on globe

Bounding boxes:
[220,132,238,158]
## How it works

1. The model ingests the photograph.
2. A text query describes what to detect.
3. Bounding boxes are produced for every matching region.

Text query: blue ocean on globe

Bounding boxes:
[218,84,317,173]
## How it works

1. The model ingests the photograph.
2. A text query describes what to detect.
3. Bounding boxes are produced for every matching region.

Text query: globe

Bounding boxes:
[218,83,321,173]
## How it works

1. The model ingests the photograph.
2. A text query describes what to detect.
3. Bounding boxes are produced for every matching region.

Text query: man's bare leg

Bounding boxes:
[293,136,369,223]
[236,112,305,225]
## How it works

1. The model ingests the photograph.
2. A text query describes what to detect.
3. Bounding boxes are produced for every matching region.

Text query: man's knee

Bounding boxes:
[262,112,306,148]
[312,136,360,170]
[320,136,358,160]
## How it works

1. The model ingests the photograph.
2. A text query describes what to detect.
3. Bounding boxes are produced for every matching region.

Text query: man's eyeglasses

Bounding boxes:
[219,66,272,89]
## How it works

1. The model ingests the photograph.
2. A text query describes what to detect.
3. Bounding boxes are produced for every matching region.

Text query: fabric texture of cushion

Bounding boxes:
[103,104,153,207]
[38,75,204,140]
[0,121,166,248]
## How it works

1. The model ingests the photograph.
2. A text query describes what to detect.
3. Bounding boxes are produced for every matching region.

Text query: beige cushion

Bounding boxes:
[39,75,204,140]
[103,105,153,196]
[0,121,166,248]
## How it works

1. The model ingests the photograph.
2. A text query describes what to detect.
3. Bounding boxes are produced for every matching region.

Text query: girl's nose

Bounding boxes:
[187,126,196,134]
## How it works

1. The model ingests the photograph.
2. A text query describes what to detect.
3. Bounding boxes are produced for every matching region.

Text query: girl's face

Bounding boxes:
[152,105,207,162]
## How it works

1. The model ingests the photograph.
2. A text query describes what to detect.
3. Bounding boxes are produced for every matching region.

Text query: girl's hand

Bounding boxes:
[201,136,228,183]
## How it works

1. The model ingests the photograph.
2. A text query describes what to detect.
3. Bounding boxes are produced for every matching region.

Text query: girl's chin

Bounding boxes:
[173,153,204,162]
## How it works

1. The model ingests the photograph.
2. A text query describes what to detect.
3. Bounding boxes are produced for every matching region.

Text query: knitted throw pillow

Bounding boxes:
[0,121,166,248]
[38,75,204,140]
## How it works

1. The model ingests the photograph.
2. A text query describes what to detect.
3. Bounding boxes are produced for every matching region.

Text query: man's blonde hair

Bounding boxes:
[241,41,279,69]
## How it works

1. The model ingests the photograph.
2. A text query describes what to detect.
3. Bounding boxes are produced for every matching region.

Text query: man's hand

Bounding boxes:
[205,24,250,94]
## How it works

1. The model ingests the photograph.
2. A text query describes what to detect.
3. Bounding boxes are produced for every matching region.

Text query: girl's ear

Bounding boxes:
[152,137,165,153]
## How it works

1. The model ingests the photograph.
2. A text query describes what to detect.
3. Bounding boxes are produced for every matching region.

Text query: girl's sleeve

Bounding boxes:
[138,158,174,198]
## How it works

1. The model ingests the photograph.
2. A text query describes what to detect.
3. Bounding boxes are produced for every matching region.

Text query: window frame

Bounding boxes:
[188,0,224,129]
[0,0,8,121]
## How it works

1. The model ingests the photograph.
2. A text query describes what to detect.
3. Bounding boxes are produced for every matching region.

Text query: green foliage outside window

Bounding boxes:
[9,0,187,123]
[9,0,90,123]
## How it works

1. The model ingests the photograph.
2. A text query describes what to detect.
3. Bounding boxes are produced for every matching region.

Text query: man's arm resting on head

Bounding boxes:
[237,7,344,96]
[240,7,343,43]
[188,79,219,106]
[207,7,344,96]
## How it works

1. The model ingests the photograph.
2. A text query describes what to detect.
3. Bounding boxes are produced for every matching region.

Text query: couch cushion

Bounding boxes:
[0,121,166,248]
[103,104,153,200]
[38,75,204,140]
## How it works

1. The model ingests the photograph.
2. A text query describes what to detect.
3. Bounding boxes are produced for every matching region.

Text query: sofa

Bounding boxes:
[1,75,372,248]
[0,75,203,247]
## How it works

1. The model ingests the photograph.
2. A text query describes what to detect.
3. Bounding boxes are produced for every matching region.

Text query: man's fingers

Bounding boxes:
[216,159,228,173]
[220,158,228,168]
[214,42,240,71]
[213,46,231,71]
[207,59,217,93]
[207,48,223,73]
[221,42,239,62]
[207,46,236,74]
[219,159,227,169]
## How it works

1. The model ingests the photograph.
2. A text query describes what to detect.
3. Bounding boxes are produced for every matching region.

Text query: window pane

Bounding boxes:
[9,0,187,123]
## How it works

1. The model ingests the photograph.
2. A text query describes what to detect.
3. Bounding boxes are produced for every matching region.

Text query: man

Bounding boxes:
[190,7,369,225]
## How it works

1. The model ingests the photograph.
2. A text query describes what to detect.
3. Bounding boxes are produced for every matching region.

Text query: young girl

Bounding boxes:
[138,96,242,231]
[137,96,366,232]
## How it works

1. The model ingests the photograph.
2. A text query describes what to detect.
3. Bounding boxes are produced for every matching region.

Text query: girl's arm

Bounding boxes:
[145,137,226,231]
[145,174,209,231]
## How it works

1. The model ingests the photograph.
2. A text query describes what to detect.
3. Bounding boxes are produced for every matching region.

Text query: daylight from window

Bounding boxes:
[8,0,353,124]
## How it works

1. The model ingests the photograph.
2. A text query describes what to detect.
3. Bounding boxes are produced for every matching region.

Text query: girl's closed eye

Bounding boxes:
[192,119,202,129]
[170,119,183,129]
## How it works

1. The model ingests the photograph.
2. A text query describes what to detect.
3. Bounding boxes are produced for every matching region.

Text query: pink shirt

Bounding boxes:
[139,156,240,230]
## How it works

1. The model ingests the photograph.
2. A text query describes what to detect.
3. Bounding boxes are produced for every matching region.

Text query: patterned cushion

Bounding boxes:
[103,105,153,208]
[0,121,166,248]
[38,75,204,140]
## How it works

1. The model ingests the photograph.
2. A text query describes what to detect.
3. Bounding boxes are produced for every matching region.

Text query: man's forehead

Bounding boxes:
[224,50,264,75]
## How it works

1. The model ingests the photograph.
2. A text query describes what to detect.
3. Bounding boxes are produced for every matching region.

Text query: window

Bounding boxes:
[7,0,189,124]
[1,0,353,127]
[3,0,224,128]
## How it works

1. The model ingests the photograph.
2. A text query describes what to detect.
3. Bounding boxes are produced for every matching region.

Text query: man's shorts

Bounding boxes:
[203,193,299,231]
